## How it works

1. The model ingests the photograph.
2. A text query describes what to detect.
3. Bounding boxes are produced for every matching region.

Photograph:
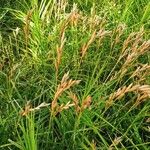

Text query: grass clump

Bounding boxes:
[0,0,150,149]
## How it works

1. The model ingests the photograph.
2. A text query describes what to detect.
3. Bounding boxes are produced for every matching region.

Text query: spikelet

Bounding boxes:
[54,0,68,21]
[108,137,122,150]
[81,96,92,111]
[68,3,80,27]
[135,85,150,106]
[20,101,50,116]
[55,28,66,74]
[146,118,150,123]
[111,23,126,49]
[51,72,81,115]
[8,63,19,79]
[131,64,150,83]
[23,8,34,48]
[81,30,96,59]
[20,101,31,116]
[56,101,75,115]
[106,84,150,109]
[68,92,92,114]
[68,92,81,113]
[118,29,150,77]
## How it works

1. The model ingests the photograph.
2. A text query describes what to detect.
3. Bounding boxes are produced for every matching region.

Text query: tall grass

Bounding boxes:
[0,0,150,149]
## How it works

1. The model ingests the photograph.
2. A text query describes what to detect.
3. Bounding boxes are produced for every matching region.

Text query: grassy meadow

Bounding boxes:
[0,0,150,149]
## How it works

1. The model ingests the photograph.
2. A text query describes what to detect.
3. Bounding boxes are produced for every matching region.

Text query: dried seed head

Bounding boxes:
[20,101,31,116]
[108,136,122,150]
[81,96,92,111]
[54,0,68,20]
[55,28,66,73]
[9,63,20,79]
[131,64,150,79]
[68,92,79,107]
[119,36,150,78]
[146,118,150,123]
[81,30,96,59]
[68,92,81,113]
[138,85,150,97]
[106,83,150,109]
[56,101,75,115]
[115,23,126,43]
[118,28,149,79]
[68,92,92,114]
[97,29,111,37]
[51,72,81,115]
[69,3,80,26]
[20,101,49,116]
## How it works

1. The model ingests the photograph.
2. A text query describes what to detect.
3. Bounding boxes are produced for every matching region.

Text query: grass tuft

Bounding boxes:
[0,0,150,149]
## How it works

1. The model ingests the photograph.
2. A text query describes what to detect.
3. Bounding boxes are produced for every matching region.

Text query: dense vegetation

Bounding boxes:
[0,0,150,149]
